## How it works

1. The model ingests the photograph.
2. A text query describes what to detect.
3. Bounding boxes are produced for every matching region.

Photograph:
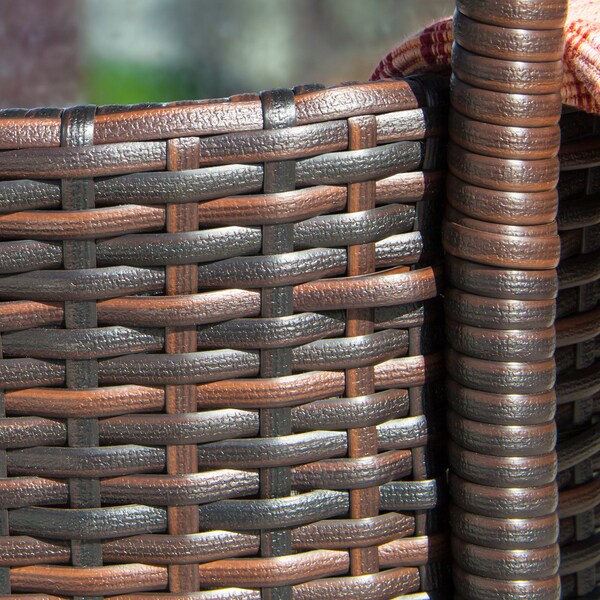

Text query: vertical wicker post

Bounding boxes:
[0,79,448,597]
[61,106,103,600]
[445,1,568,598]
[164,135,201,593]
[556,103,600,596]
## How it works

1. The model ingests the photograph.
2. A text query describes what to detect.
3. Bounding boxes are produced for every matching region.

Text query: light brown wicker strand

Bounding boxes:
[556,113,600,598]
[165,136,201,592]
[62,105,104,600]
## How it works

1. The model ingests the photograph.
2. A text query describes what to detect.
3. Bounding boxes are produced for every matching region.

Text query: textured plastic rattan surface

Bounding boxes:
[556,108,600,599]
[445,1,567,599]
[0,76,448,598]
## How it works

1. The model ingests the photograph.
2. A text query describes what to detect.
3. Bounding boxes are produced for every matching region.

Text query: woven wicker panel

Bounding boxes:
[0,76,448,598]
[556,109,600,599]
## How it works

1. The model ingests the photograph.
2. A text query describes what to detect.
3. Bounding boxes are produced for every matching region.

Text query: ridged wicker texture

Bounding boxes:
[0,77,448,598]
[556,108,600,598]
[444,1,568,598]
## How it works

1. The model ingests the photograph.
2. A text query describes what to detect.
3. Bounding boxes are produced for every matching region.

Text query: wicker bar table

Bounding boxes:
[0,78,448,597]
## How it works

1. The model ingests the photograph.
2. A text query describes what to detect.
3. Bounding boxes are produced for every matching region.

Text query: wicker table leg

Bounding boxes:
[445,1,568,598]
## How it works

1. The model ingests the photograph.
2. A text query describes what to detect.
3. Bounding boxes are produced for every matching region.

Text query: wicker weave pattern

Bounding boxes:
[0,78,447,597]
[556,109,600,598]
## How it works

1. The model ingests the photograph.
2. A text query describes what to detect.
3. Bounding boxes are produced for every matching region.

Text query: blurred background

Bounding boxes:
[0,0,453,108]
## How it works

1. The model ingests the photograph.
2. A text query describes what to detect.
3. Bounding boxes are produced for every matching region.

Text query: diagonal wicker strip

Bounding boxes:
[0,77,447,597]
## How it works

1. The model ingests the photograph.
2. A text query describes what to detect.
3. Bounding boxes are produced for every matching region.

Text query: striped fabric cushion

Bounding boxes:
[371,0,600,115]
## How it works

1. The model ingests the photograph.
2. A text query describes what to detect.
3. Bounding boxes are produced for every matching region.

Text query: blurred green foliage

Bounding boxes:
[84,0,454,104]
[87,60,197,105]
[0,0,454,107]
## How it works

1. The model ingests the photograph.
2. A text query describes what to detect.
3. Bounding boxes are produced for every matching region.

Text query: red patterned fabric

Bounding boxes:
[371,0,600,115]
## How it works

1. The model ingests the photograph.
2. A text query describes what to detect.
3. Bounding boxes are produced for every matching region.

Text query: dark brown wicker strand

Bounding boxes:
[61,105,103,600]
